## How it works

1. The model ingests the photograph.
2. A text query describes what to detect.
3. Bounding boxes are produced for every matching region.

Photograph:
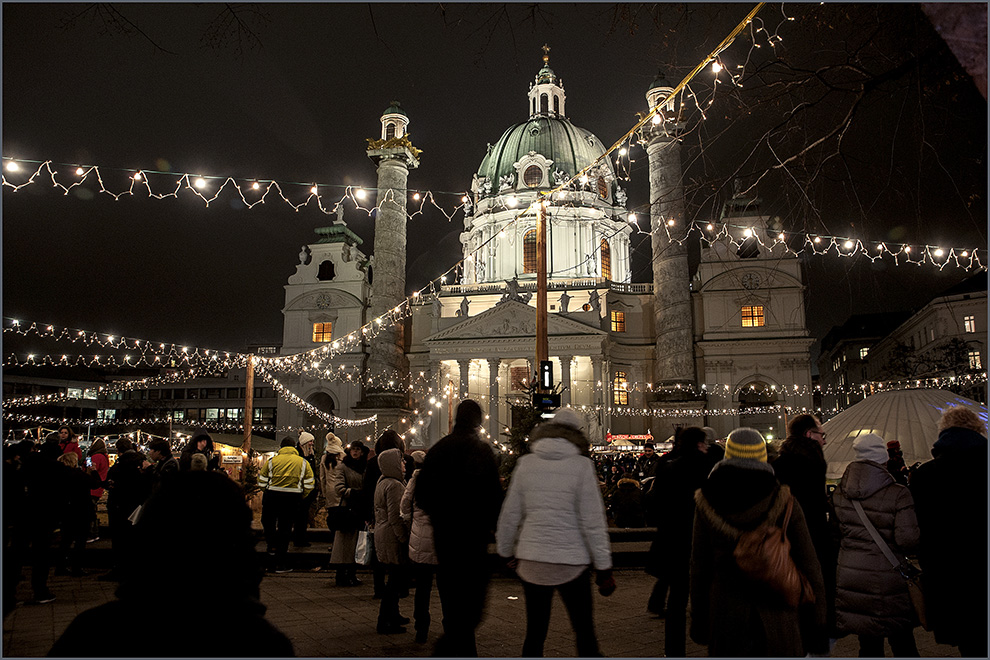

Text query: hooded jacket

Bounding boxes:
[830,459,919,636]
[373,448,408,566]
[608,477,646,528]
[401,469,437,565]
[496,436,611,570]
[690,464,826,657]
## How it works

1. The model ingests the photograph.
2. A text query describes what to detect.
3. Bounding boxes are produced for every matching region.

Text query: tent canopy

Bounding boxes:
[821,389,987,479]
[209,433,279,454]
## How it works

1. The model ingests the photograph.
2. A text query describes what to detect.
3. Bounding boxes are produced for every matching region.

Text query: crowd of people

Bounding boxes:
[3,401,986,658]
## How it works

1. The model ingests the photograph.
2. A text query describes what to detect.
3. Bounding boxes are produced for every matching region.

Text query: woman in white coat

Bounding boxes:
[496,409,615,657]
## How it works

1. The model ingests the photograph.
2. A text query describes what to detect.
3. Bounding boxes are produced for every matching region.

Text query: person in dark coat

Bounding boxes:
[648,427,714,657]
[831,433,920,657]
[20,440,66,603]
[607,474,646,528]
[54,453,100,577]
[770,413,834,654]
[178,428,216,472]
[910,406,988,658]
[101,439,152,582]
[414,400,503,657]
[364,430,408,599]
[4,440,35,614]
[146,438,179,493]
[690,428,826,657]
[49,471,294,657]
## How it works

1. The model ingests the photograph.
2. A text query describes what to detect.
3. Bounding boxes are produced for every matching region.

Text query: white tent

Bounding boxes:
[821,389,987,479]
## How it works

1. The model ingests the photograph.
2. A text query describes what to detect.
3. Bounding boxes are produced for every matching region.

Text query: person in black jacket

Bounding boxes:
[49,471,294,657]
[770,414,834,655]
[54,453,100,577]
[910,406,987,658]
[101,439,152,582]
[415,400,503,657]
[146,439,179,493]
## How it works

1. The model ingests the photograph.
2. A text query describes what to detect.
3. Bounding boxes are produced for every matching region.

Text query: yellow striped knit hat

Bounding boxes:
[724,427,768,463]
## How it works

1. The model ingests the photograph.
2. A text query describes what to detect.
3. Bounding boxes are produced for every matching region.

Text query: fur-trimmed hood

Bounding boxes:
[616,477,641,490]
[530,422,589,454]
[694,483,792,539]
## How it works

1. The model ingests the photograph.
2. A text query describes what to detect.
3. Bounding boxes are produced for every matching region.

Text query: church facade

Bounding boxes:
[276,54,814,450]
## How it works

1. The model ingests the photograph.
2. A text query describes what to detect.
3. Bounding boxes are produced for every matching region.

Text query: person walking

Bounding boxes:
[401,450,437,643]
[414,400,503,657]
[831,433,921,657]
[690,428,826,657]
[497,409,614,657]
[86,439,109,542]
[910,406,987,657]
[374,447,410,634]
[771,413,835,655]
[329,441,369,587]
[258,437,315,573]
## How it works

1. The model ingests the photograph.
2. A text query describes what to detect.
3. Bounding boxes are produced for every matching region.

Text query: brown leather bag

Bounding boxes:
[733,493,815,608]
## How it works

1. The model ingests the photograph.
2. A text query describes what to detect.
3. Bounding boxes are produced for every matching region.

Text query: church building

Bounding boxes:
[275,52,814,450]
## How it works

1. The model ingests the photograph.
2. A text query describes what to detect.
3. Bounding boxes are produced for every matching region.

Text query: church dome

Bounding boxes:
[476,116,614,192]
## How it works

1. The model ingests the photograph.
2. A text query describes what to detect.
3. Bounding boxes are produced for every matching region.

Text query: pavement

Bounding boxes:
[3,542,963,658]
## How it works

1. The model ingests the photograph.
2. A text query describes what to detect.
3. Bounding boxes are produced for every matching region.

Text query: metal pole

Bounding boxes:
[536,195,549,368]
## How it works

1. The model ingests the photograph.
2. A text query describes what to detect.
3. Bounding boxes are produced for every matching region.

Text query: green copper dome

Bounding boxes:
[382,100,407,117]
[647,70,673,92]
[536,64,558,85]
[476,116,614,190]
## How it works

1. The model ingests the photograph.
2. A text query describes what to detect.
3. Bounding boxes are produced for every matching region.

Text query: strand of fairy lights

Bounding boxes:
[257,368,377,428]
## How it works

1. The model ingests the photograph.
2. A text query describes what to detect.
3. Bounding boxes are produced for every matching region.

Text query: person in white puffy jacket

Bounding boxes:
[496,408,615,657]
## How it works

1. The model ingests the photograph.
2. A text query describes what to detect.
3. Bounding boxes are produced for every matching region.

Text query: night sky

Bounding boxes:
[3,3,986,365]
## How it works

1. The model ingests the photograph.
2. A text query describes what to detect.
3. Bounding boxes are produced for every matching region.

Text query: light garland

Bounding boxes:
[258,368,378,428]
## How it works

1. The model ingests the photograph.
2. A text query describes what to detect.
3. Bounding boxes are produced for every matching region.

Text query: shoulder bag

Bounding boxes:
[850,500,929,630]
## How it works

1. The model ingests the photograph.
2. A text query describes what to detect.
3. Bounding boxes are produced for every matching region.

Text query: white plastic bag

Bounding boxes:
[355,530,372,565]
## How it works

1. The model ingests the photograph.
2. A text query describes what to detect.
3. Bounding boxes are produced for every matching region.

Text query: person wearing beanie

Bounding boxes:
[909,406,988,656]
[771,413,835,653]
[292,431,319,548]
[497,408,613,657]
[414,400,503,657]
[320,432,346,513]
[830,432,921,656]
[401,448,437,642]
[179,429,214,472]
[258,437,315,573]
[690,428,826,657]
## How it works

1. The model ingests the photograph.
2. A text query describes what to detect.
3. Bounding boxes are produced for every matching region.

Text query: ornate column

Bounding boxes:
[458,359,471,399]
[428,359,443,446]
[487,358,500,442]
[360,102,421,419]
[559,355,573,407]
[643,77,694,388]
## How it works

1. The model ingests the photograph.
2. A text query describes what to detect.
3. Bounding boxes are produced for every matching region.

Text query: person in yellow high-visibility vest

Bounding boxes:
[259,437,315,573]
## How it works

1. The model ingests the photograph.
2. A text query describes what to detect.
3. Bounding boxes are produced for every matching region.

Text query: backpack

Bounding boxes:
[733,492,815,608]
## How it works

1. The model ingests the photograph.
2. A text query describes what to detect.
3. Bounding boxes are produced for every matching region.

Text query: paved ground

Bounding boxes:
[3,561,962,658]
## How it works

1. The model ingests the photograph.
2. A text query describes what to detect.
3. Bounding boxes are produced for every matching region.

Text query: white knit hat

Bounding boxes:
[298,431,315,446]
[853,433,888,464]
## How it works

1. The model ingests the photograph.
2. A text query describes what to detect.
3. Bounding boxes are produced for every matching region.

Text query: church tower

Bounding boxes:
[643,73,695,389]
[359,101,421,421]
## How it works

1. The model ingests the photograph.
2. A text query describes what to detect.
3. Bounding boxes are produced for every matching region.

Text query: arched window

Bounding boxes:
[523,229,537,273]
[540,93,549,114]
[317,259,336,281]
[531,98,536,115]
[523,165,542,187]
[600,239,611,280]
[597,176,608,199]
[553,95,560,115]
[612,372,629,405]
[385,122,396,140]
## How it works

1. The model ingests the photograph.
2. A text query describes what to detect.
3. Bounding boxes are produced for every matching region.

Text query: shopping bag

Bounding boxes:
[355,530,372,565]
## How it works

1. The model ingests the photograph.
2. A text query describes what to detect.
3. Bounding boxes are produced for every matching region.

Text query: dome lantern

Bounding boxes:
[527,44,566,118]
[380,100,409,140]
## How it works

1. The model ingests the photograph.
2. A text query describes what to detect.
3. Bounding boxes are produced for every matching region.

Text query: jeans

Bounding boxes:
[413,562,436,635]
[521,570,602,657]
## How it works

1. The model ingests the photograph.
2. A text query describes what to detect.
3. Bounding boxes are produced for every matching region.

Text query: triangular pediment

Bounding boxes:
[425,300,606,344]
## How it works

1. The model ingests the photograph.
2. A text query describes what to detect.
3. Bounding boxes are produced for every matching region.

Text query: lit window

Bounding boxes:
[523,229,537,273]
[601,239,611,280]
[965,315,976,333]
[833,358,841,372]
[929,327,936,342]
[969,351,982,370]
[524,165,542,188]
[312,322,333,342]
[597,176,608,199]
[510,366,530,391]
[611,310,625,332]
[741,305,765,327]
[613,372,629,405]
[860,347,869,359]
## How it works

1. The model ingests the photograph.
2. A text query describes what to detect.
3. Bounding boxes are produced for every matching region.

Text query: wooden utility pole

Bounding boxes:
[536,196,549,367]
[242,355,255,459]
